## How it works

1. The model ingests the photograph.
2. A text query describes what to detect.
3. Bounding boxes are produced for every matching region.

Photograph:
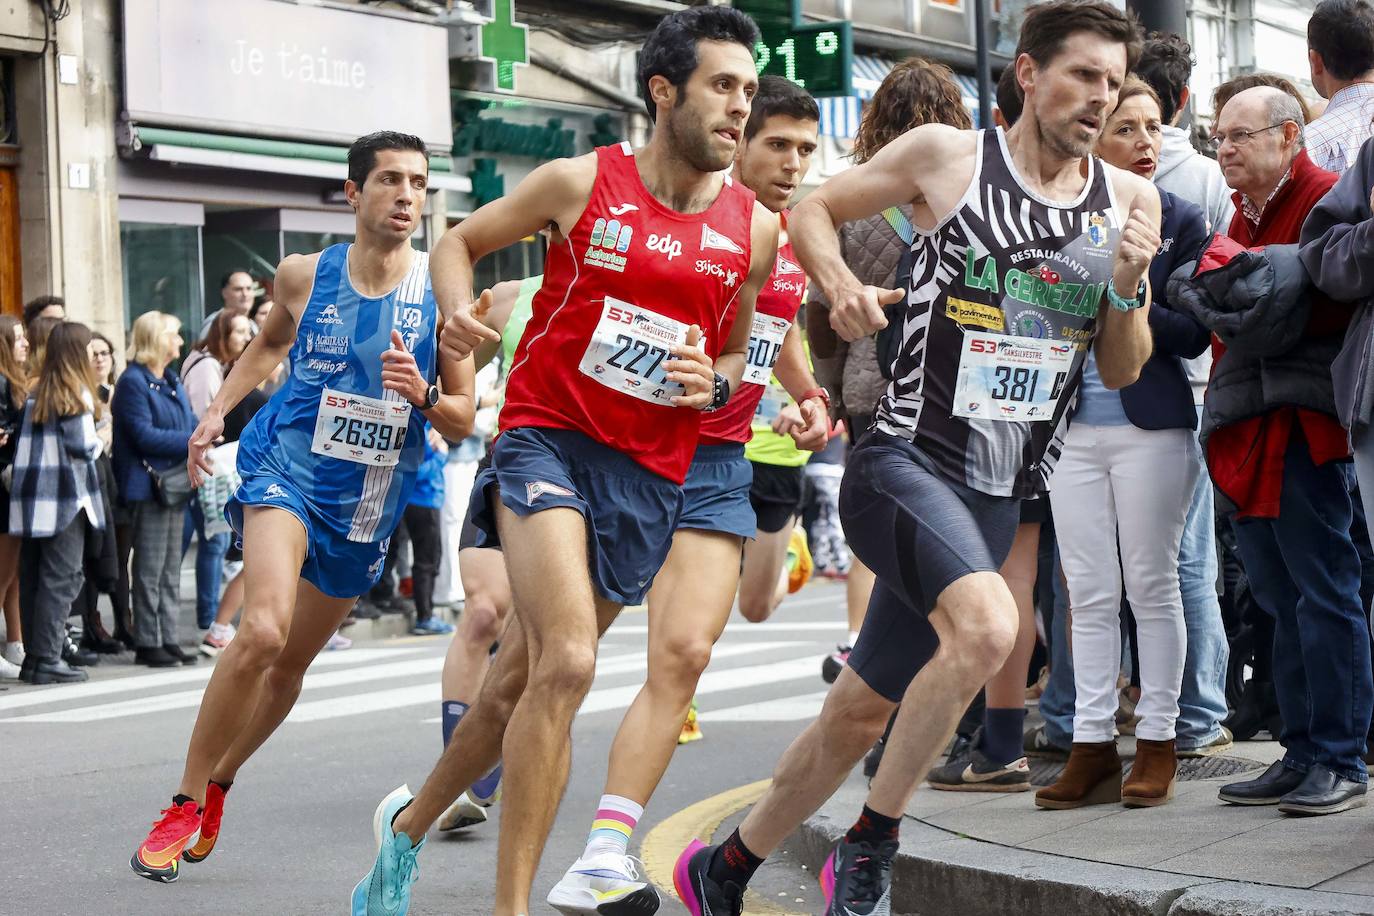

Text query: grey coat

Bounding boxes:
[1298,135,1374,431]
[807,209,909,420]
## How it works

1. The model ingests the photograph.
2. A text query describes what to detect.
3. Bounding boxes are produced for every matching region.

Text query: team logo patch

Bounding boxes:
[526,481,576,504]
[1088,213,1109,248]
[645,232,683,261]
[585,217,633,273]
[367,557,385,579]
[775,256,802,275]
[609,203,638,217]
[701,224,744,254]
[695,259,739,288]
[316,303,344,326]
[1012,309,1051,339]
[945,296,1004,331]
[263,484,289,501]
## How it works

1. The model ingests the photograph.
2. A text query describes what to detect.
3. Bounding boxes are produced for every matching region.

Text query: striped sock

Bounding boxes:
[583,794,643,859]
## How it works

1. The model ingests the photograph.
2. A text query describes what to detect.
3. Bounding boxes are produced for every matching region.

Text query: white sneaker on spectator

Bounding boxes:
[0,654,20,680]
[200,623,236,658]
[3,641,22,667]
[326,631,352,651]
[222,560,244,580]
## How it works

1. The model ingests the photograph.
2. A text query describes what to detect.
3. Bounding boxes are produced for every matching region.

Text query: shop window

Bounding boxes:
[473,235,545,292]
[120,222,202,345]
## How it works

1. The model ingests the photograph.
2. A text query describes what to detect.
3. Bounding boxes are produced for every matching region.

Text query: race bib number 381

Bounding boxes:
[578,296,691,407]
[951,331,1075,422]
[312,388,411,466]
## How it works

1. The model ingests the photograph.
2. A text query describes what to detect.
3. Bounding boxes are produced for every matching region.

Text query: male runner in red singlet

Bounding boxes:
[544,75,829,914]
[674,3,1160,914]
[351,8,779,916]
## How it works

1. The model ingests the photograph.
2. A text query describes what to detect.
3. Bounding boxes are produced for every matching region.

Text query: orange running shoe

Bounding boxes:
[181,782,229,863]
[130,800,201,882]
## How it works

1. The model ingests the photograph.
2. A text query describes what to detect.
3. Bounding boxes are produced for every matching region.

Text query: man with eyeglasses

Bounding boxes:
[1196,85,1371,816]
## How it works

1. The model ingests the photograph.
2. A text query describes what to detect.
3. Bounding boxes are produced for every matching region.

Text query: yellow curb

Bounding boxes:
[640,778,809,916]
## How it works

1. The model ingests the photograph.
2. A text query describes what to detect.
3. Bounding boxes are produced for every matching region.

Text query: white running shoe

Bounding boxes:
[3,641,23,667]
[325,631,352,651]
[0,653,19,680]
[546,852,659,915]
[436,791,488,832]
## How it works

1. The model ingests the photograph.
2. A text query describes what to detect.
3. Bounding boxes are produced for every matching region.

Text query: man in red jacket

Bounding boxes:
[1208,86,1371,815]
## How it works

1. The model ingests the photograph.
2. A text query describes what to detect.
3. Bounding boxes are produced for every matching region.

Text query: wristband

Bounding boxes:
[800,387,831,410]
[1107,279,1148,312]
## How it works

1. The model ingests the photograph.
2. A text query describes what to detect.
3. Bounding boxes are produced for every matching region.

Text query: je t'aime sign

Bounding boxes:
[122,0,452,151]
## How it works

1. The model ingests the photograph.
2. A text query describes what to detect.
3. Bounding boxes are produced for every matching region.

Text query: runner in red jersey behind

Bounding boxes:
[351,8,779,916]
[546,75,829,914]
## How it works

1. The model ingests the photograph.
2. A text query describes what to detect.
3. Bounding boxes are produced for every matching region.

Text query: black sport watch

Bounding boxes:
[412,383,440,412]
[703,372,730,412]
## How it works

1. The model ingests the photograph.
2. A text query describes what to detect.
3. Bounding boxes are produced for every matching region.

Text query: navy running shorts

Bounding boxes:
[676,443,755,539]
[464,426,684,606]
[840,432,1020,702]
[458,452,493,552]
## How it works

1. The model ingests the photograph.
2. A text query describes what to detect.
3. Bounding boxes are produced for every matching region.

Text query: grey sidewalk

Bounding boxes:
[792,735,1374,915]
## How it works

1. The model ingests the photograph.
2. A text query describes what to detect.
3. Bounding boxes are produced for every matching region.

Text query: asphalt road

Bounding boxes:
[1,583,847,915]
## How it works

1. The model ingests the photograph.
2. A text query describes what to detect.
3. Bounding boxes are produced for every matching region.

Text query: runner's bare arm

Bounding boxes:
[773,323,829,451]
[790,125,966,341]
[434,154,596,361]
[380,327,477,442]
[188,253,314,484]
[720,204,783,389]
[665,202,778,408]
[1095,172,1161,390]
[473,278,526,372]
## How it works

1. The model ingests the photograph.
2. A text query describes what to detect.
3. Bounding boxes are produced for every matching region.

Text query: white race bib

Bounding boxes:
[312,388,411,466]
[578,296,691,407]
[951,331,1076,422]
[743,314,791,386]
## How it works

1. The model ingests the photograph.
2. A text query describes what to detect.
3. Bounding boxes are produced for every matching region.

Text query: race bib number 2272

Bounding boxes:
[578,296,692,407]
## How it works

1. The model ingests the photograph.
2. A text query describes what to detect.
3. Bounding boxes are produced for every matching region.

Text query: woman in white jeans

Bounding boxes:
[1036,78,1211,811]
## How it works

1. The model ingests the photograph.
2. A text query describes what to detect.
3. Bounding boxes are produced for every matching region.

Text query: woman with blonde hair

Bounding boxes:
[0,316,28,678]
[10,321,106,684]
[112,311,197,668]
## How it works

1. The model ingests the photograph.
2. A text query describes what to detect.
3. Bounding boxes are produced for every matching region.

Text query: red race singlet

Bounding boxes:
[499,143,756,483]
[698,219,805,445]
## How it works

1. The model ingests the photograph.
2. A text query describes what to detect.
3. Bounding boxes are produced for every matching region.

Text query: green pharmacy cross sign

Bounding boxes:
[734,0,852,97]
[480,0,529,94]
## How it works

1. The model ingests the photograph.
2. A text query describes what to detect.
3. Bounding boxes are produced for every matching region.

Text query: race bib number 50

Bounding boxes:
[952,331,1075,422]
[743,314,790,386]
[312,389,411,466]
[578,296,692,407]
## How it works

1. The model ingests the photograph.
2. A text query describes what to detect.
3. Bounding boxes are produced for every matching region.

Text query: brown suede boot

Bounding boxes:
[1122,738,1177,808]
[1034,741,1122,809]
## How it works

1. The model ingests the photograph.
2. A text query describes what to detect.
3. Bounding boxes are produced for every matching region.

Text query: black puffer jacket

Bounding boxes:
[1168,236,1340,449]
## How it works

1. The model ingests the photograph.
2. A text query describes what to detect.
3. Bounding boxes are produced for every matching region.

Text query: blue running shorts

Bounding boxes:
[840,432,1021,702]
[464,426,684,606]
[676,443,755,539]
[226,475,392,600]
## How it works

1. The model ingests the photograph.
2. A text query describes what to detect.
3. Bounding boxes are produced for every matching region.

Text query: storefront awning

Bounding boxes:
[132,128,472,193]
[818,56,987,138]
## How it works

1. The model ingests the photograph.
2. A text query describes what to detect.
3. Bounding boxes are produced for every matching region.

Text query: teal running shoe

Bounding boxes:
[351,785,426,916]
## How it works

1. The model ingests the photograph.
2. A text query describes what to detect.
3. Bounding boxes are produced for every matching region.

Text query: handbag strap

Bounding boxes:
[881,207,915,247]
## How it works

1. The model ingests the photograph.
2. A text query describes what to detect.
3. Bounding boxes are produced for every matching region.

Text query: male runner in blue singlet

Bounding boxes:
[128,131,476,884]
